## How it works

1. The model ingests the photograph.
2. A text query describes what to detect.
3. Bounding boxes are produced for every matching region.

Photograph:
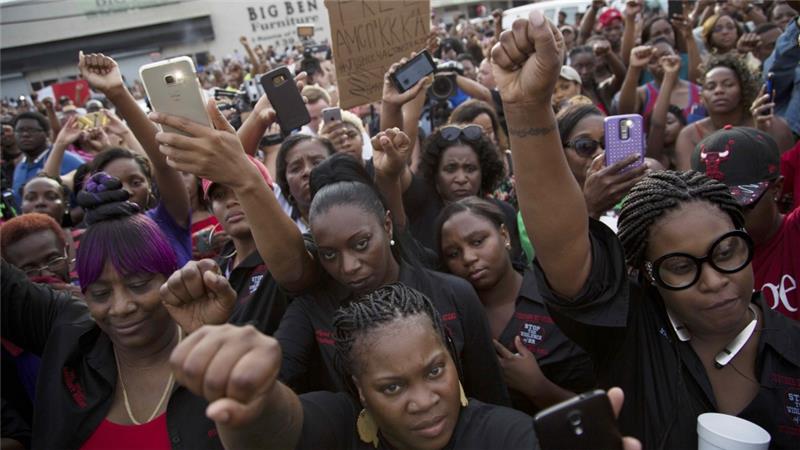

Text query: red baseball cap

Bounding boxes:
[597,8,623,29]
[201,155,274,199]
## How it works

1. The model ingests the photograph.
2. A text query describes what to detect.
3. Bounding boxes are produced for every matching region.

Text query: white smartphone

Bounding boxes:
[139,56,211,135]
[322,107,341,126]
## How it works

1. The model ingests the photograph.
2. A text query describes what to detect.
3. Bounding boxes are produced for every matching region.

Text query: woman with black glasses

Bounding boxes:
[493,13,800,449]
[401,124,521,257]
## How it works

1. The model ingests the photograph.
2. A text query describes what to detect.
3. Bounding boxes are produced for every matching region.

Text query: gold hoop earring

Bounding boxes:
[459,381,468,408]
[357,409,380,448]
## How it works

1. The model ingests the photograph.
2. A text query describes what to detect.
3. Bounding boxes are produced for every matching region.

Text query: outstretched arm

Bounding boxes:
[492,11,591,298]
[79,52,190,228]
[170,324,303,450]
[150,100,319,293]
[647,55,681,165]
[617,46,652,115]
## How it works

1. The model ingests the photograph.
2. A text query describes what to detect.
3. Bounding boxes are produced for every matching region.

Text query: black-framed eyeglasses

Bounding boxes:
[644,230,754,291]
[21,254,70,277]
[14,127,45,135]
[439,125,483,142]
[565,137,603,157]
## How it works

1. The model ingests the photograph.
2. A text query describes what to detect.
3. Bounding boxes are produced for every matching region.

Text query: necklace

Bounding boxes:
[113,326,182,425]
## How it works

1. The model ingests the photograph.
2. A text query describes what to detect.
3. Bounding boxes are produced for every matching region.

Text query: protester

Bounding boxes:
[763,15,800,136]
[769,1,798,30]
[274,133,335,233]
[675,53,795,169]
[319,109,369,164]
[556,102,647,219]
[701,13,742,55]
[274,153,510,404]
[78,53,193,267]
[2,2,799,448]
[169,283,641,450]
[1,173,233,449]
[300,85,330,137]
[552,66,583,111]
[447,100,514,207]
[11,112,84,206]
[631,11,701,84]
[617,40,704,127]
[1,117,22,192]
[691,127,799,320]
[179,171,224,260]
[435,198,595,415]
[198,155,289,334]
[493,12,800,449]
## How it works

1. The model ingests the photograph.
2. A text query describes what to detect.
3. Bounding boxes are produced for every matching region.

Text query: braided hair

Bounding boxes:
[618,170,744,269]
[333,283,445,378]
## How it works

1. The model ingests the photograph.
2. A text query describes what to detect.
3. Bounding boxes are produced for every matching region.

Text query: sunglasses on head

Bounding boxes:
[566,137,603,157]
[439,125,484,142]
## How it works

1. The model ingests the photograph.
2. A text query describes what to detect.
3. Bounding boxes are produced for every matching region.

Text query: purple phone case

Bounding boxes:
[604,114,644,169]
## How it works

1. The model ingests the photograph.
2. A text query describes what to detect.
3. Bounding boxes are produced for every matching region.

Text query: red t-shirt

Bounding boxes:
[752,208,800,321]
[81,413,170,450]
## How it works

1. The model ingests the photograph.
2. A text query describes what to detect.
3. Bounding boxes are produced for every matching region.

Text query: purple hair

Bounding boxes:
[76,214,177,292]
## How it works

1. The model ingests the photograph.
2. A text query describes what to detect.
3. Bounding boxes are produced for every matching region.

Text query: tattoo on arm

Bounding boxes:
[508,125,556,138]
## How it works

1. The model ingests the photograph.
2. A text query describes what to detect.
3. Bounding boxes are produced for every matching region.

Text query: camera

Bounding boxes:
[429,61,464,101]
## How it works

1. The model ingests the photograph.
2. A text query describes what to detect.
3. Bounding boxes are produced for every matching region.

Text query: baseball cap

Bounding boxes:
[559,66,582,85]
[597,8,623,29]
[690,126,780,206]
[202,155,274,200]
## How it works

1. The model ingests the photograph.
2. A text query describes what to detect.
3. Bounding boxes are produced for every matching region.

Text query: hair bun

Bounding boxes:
[309,153,372,197]
[77,172,140,225]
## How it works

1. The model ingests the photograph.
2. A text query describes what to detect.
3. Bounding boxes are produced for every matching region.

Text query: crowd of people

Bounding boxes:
[1,0,799,449]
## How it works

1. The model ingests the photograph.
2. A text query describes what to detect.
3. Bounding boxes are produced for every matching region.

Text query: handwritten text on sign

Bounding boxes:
[325,0,430,109]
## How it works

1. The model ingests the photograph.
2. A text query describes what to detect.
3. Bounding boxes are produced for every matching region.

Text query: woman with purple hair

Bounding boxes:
[1,172,235,449]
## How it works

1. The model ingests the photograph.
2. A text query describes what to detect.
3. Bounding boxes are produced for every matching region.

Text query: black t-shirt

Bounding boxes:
[403,174,522,261]
[219,245,288,335]
[296,392,538,450]
[536,219,800,450]
[275,262,511,406]
[496,268,595,415]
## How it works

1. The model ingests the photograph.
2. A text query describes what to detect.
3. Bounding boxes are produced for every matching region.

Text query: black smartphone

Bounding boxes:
[533,390,623,450]
[668,1,683,18]
[260,66,310,134]
[391,50,436,93]
[762,72,774,116]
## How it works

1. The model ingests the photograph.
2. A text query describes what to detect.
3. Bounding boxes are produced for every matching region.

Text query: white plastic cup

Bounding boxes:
[697,413,771,450]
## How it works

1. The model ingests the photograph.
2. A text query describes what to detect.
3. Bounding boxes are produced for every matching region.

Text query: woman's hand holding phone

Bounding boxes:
[583,153,647,218]
[150,99,260,191]
[382,53,432,107]
[750,85,776,132]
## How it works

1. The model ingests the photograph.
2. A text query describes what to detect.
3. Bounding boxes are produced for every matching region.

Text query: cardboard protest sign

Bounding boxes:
[325,0,430,109]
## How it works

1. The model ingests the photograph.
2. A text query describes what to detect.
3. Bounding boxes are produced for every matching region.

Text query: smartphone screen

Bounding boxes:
[392,50,435,93]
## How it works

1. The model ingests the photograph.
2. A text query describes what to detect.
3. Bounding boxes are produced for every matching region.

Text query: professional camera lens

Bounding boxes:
[430,75,455,100]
